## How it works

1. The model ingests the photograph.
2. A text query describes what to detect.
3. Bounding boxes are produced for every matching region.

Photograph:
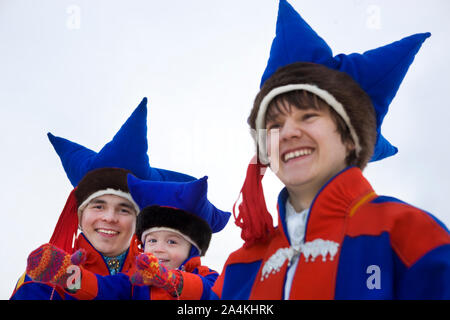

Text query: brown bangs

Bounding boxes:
[265,90,329,125]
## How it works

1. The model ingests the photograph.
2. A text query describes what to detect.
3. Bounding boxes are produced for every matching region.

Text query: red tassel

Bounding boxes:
[49,188,79,254]
[233,156,274,247]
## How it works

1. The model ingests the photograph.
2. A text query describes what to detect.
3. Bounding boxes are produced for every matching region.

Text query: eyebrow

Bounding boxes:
[89,199,135,210]
[119,202,135,210]
[89,199,106,205]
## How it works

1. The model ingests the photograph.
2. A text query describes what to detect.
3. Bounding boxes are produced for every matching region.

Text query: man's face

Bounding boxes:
[266,104,351,195]
[80,194,137,257]
[143,230,191,270]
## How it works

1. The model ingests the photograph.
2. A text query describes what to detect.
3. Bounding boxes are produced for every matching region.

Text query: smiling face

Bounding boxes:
[265,93,354,201]
[143,230,191,270]
[79,194,137,257]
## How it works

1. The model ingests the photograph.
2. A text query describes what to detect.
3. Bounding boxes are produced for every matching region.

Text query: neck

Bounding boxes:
[285,172,340,212]
[286,186,316,212]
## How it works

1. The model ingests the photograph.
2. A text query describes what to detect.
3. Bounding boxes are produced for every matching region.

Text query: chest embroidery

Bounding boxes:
[261,238,340,281]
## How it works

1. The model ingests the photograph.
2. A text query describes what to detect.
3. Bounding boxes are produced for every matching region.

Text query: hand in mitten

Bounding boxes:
[26,243,86,290]
[130,252,183,297]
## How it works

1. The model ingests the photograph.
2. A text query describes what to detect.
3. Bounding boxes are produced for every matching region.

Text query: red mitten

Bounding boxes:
[26,243,86,289]
[130,252,183,297]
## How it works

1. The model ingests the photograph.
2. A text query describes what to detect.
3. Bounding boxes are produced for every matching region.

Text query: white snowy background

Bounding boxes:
[1,0,449,299]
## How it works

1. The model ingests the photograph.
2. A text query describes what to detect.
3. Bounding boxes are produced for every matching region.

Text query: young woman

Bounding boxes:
[213,61,450,300]
[213,0,450,300]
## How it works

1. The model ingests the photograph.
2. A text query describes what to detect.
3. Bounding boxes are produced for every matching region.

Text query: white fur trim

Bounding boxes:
[140,227,201,254]
[254,84,362,164]
[77,188,140,218]
[260,238,340,281]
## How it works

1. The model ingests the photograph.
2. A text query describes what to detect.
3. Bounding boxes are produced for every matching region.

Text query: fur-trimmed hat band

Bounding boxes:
[78,188,140,217]
[140,227,202,255]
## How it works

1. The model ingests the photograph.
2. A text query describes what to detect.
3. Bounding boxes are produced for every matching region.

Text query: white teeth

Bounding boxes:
[284,149,313,162]
[97,229,119,235]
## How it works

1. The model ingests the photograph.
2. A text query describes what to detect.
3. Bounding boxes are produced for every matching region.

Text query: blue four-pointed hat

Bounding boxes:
[127,174,231,233]
[48,98,195,187]
[261,0,430,161]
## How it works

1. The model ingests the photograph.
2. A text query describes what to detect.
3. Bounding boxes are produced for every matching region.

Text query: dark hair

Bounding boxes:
[75,167,132,207]
[248,62,376,169]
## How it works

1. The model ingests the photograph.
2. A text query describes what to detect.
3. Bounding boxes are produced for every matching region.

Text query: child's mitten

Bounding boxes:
[130,252,183,297]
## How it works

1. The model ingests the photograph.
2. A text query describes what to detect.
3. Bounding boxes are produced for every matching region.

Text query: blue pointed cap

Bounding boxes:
[127,174,231,233]
[48,98,195,186]
[261,0,430,161]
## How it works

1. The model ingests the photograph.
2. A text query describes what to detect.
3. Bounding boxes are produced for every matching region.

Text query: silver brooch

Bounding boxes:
[261,238,340,281]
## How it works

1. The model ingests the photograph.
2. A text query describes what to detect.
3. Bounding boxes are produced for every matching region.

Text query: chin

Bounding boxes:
[278,170,315,187]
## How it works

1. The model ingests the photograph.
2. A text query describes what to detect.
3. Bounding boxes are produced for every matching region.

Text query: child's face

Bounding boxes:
[80,194,137,257]
[266,104,352,194]
[143,230,191,270]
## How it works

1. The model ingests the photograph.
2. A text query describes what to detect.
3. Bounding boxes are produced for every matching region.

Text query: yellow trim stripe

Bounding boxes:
[15,272,27,290]
[349,191,377,217]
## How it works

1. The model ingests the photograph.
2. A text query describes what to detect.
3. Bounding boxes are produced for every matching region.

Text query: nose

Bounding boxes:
[279,117,302,141]
[101,208,118,223]
[151,242,166,254]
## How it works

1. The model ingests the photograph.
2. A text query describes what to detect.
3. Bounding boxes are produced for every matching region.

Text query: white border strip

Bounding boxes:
[255,84,361,164]
[140,227,202,254]
[78,188,140,217]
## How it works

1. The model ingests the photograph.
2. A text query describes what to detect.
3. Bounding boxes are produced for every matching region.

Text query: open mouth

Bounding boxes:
[157,258,169,265]
[282,148,314,163]
[96,228,120,237]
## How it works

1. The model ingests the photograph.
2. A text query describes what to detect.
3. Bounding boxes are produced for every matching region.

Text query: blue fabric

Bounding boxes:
[94,273,132,300]
[127,174,231,233]
[261,0,430,161]
[335,233,395,299]
[221,261,262,300]
[10,276,64,300]
[395,244,450,299]
[335,234,450,299]
[48,97,196,187]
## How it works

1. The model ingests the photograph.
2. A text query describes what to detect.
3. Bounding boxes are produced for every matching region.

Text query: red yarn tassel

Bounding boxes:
[233,156,274,247]
[49,188,79,254]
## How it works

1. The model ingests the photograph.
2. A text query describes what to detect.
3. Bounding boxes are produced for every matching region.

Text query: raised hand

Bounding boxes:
[26,243,86,289]
[130,252,183,297]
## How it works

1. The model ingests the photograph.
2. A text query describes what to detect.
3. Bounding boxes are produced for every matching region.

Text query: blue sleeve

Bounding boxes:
[189,268,219,300]
[10,274,64,300]
[93,273,133,300]
[200,272,220,300]
[395,244,450,299]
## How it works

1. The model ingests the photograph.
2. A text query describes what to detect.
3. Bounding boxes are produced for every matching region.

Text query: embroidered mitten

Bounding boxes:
[130,252,183,297]
[26,243,86,289]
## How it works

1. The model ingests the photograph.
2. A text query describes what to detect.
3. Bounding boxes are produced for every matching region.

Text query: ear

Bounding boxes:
[345,139,356,153]
[344,139,358,163]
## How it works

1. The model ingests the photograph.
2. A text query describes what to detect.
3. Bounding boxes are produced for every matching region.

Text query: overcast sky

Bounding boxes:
[1,0,449,299]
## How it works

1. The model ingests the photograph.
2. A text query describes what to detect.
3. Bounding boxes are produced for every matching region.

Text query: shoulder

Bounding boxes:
[10,274,64,300]
[348,195,450,267]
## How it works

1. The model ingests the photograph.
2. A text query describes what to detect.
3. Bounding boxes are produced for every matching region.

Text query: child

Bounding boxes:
[24,175,230,300]
[213,0,450,300]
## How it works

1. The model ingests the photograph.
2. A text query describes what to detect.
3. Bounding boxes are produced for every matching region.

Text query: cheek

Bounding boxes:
[79,209,95,230]
[119,216,136,234]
